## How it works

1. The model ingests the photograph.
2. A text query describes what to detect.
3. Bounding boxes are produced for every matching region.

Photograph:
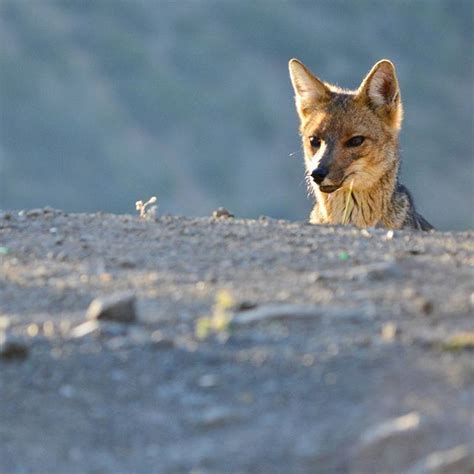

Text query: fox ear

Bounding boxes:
[358,59,403,128]
[289,59,330,117]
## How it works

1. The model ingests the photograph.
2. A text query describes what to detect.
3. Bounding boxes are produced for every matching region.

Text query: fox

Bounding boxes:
[289,58,433,231]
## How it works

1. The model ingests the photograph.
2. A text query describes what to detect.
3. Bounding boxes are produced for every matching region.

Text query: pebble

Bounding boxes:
[212,207,234,219]
[381,322,399,342]
[0,333,29,360]
[233,303,374,326]
[194,406,239,428]
[406,444,473,474]
[413,296,434,315]
[354,412,424,472]
[86,292,137,323]
[0,317,10,330]
[360,412,420,446]
[70,321,101,338]
[349,261,404,281]
[198,373,219,388]
[150,331,175,349]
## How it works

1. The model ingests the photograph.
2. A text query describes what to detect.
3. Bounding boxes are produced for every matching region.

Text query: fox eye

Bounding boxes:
[309,136,321,148]
[346,135,365,147]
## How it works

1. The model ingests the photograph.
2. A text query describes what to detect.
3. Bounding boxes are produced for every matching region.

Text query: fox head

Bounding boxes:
[289,59,403,194]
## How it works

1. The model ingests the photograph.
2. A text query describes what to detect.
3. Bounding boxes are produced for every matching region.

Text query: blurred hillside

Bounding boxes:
[0,0,472,229]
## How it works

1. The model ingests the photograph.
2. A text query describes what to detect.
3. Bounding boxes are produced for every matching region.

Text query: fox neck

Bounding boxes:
[313,165,399,228]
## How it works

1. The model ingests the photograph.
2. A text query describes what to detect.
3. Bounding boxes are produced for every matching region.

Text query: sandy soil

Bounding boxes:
[0,209,473,473]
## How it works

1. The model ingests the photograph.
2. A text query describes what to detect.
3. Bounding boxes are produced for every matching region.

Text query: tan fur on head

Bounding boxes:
[357,60,403,130]
[288,58,432,231]
[288,58,331,119]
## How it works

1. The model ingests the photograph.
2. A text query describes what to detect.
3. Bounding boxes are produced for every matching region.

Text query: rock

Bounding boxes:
[212,207,234,219]
[150,330,175,349]
[0,317,10,330]
[235,301,258,311]
[319,261,403,281]
[0,333,29,360]
[354,412,424,472]
[233,304,319,325]
[380,322,399,342]
[233,303,374,326]
[360,412,421,446]
[59,385,76,399]
[406,444,474,474]
[70,321,101,338]
[193,406,240,429]
[198,373,219,388]
[86,293,137,323]
[353,261,404,281]
[413,296,434,315]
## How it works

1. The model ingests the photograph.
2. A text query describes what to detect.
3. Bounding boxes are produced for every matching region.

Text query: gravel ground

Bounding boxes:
[0,209,473,474]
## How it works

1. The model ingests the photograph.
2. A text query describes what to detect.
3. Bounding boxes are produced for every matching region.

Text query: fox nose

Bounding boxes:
[311,167,328,184]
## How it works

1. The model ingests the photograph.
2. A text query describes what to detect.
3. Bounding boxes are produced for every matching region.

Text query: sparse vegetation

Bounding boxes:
[442,332,474,351]
[342,180,354,225]
[195,289,235,340]
[135,196,157,220]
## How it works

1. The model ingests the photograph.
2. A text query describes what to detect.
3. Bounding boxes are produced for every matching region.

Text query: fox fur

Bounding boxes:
[289,58,433,231]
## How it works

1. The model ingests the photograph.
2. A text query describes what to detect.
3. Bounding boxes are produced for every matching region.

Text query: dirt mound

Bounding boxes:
[1,210,473,473]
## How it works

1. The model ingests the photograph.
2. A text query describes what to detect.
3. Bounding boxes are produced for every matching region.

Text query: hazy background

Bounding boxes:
[0,0,472,230]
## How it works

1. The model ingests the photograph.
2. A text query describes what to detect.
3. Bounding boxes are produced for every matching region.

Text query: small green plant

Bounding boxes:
[195,289,235,341]
[342,180,354,225]
[135,196,157,220]
[442,332,474,351]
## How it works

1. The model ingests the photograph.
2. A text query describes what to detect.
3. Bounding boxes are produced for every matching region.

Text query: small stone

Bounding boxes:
[194,406,238,428]
[0,317,10,330]
[413,296,434,315]
[355,412,423,472]
[150,331,175,349]
[59,385,75,399]
[198,373,219,388]
[212,207,234,219]
[384,230,394,240]
[70,321,100,338]
[346,261,403,281]
[361,412,420,446]
[26,324,39,337]
[381,322,399,341]
[235,301,258,311]
[0,333,29,360]
[86,293,137,323]
[118,259,136,269]
[406,444,473,474]
[42,320,55,337]
[49,227,58,234]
